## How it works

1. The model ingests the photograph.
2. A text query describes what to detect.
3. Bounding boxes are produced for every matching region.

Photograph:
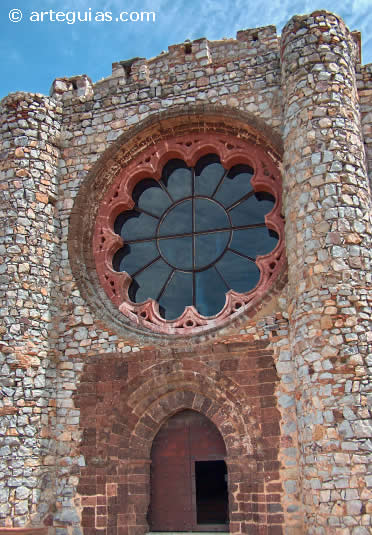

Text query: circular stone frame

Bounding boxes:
[69,106,286,339]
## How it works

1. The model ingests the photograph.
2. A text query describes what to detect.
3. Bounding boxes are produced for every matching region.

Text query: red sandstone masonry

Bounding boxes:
[68,108,285,343]
[74,340,285,535]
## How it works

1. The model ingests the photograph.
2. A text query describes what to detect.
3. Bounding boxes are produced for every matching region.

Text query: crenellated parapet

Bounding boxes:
[50,75,93,100]
[49,26,281,109]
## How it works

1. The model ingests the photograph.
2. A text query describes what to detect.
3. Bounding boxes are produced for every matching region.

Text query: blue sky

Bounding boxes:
[1,0,371,100]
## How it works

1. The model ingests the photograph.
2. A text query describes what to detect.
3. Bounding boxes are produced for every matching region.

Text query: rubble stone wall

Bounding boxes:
[358,63,372,187]
[0,9,371,535]
[0,94,62,526]
[49,27,296,535]
[281,11,372,534]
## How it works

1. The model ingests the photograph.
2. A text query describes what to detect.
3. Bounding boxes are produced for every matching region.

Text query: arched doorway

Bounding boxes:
[148,410,229,532]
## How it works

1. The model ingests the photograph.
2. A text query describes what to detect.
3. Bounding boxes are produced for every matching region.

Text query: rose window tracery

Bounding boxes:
[93,133,284,335]
[112,156,278,320]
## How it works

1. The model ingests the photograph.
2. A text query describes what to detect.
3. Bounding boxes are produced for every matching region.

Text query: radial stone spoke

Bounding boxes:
[113,155,277,320]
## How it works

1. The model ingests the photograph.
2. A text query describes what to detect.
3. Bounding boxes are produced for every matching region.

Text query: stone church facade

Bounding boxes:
[0,10,371,535]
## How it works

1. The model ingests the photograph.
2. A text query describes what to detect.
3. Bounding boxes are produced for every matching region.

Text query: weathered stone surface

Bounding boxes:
[281,9,372,534]
[0,9,371,535]
[54,508,80,524]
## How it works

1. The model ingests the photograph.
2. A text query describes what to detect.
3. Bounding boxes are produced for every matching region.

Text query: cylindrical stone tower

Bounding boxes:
[0,93,61,526]
[281,11,372,534]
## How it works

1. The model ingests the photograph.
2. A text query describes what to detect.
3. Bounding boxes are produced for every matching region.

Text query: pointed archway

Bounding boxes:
[148,410,229,532]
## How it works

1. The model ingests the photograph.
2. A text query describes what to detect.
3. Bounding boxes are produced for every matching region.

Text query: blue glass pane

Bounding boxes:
[132,179,171,217]
[129,259,172,303]
[217,251,260,293]
[195,268,227,317]
[113,241,158,274]
[229,193,275,227]
[158,236,193,270]
[158,199,192,237]
[194,198,230,232]
[195,154,225,197]
[115,210,158,240]
[195,232,230,269]
[162,160,192,200]
[230,228,278,258]
[214,164,253,207]
[158,271,193,320]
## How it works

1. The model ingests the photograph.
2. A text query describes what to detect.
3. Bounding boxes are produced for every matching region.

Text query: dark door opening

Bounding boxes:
[195,460,229,525]
[149,410,229,532]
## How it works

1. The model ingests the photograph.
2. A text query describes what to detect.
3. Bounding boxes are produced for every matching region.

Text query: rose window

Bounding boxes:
[112,156,278,320]
[93,133,284,335]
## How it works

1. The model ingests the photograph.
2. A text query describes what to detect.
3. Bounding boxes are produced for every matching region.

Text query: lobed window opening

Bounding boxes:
[112,154,278,320]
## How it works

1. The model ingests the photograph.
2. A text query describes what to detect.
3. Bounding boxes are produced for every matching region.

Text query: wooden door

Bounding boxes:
[149,410,228,532]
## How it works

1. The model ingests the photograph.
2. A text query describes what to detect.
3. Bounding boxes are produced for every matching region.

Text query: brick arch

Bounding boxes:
[123,386,259,535]
[128,388,251,460]
[125,357,246,413]
[114,357,258,459]
[107,359,263,535]
[68,104,286,342]
[75,345,283,535]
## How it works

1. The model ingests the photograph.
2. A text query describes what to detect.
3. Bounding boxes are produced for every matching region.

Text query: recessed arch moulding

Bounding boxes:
[69,107,285,338]
[74,351,282,535]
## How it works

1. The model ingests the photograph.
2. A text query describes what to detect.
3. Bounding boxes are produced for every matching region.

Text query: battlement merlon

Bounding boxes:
[47,16,368,103]
[48,24,281,100]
